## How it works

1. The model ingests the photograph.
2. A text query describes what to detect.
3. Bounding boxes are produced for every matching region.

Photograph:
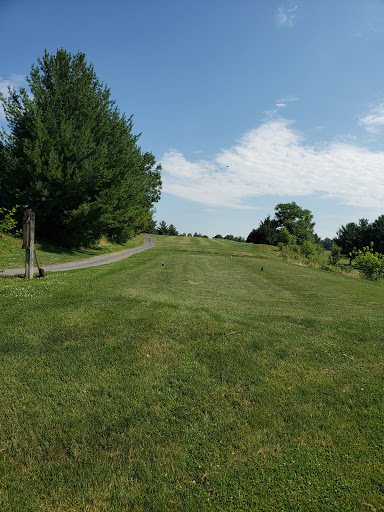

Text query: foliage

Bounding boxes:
[300,240,321,261]
[322,237,333,250]
[336,217,384,261]
[224,234,245,242]
[279,238,323,264]
[371,215,384,253]
[168,223,179,236]
[355,243,384,281]
[277,227,296,246]
[247,202,318,247]
[336,222,360,260]
[156,220,169,235]
[274,201,316,245]
[246,215,278,245]
[156,221,179,236]
[0,49,161,248]
[328,244,342,266]
[0,206,21,255]
[0,206,19,236]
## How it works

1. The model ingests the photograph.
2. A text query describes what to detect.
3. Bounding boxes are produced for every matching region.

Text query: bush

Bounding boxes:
[277,227,297,246]
[0,206,20,250]
[355,243,384,281]
[328,244,342,266]
[301,240,319,261]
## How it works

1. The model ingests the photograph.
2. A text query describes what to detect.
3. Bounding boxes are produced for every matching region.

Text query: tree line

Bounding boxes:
[334,217,384,260]
[150,220,245,241]
[0,49,162,248]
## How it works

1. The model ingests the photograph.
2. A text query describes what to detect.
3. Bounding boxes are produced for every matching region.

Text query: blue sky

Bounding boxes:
[1,0,384,239]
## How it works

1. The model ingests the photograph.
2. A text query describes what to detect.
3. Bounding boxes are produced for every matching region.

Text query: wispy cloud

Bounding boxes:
[359,101,384,134]
[0,74,26,120]
[160,118,384,211]
[276,3,299,28]
[264,96,299,118]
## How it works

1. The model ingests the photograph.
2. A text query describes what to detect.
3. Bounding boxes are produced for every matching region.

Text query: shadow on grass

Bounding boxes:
[36,239,104,257]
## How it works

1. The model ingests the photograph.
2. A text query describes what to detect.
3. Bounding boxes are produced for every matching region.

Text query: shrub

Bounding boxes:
[355,243,384,281]
[301,240,319,261]
[0,206,21,251]
[277,227,297,246]
[329,244,342,266]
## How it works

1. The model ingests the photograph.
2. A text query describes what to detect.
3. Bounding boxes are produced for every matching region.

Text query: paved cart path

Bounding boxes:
[1,235,155,276]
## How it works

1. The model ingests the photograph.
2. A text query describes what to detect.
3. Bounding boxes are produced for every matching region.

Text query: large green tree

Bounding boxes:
[274,202,315,245]
[0,49,161,247]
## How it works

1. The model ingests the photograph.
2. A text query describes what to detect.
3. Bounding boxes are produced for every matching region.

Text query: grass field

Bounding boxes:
[1,235,383,511]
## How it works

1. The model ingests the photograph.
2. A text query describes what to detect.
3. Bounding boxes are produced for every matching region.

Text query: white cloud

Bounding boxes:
[160,118,384,210]
[359,102,384,133]
[0,74,26,120]
[276,3,299,28]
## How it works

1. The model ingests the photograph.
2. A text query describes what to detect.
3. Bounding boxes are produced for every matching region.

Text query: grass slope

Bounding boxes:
[0,235,383,511]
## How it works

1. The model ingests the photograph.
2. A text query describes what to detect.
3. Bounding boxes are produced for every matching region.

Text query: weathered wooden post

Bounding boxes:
[22,208,35,279]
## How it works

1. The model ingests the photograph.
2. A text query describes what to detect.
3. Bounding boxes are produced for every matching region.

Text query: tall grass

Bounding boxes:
[0,236,383,511]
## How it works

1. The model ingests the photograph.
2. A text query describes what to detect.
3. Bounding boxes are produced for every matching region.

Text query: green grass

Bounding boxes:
[1,235,383,511]
[0,233,145,269]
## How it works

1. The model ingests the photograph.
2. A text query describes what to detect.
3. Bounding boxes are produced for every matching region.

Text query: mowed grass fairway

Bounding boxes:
[1,235,383,511]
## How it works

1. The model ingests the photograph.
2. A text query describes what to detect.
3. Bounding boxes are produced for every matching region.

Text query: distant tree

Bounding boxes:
[168,223,178,236]
[214,234,223,239]
[247,204,317,247]
[0,49,161,248]
[274,202,315,245]
[371,215,384,253]
[336,222,360,262]
[157,220,169,235]
[322,237,333,250]
[357,218,372,248]
[246,215,278,245]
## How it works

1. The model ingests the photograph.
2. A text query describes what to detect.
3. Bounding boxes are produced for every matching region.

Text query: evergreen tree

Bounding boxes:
[336,222,361,258]
[157,220,169,235]
[167,223,179,236]
[246,215,278,245]
[371,215,384,253]
[0,49,161,248]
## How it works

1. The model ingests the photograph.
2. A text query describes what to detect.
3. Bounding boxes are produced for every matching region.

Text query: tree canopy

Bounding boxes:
[274,202,315,245]
[0,49,162,248]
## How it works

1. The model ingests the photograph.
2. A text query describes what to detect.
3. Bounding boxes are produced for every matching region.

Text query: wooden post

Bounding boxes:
[23,209,35,279]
